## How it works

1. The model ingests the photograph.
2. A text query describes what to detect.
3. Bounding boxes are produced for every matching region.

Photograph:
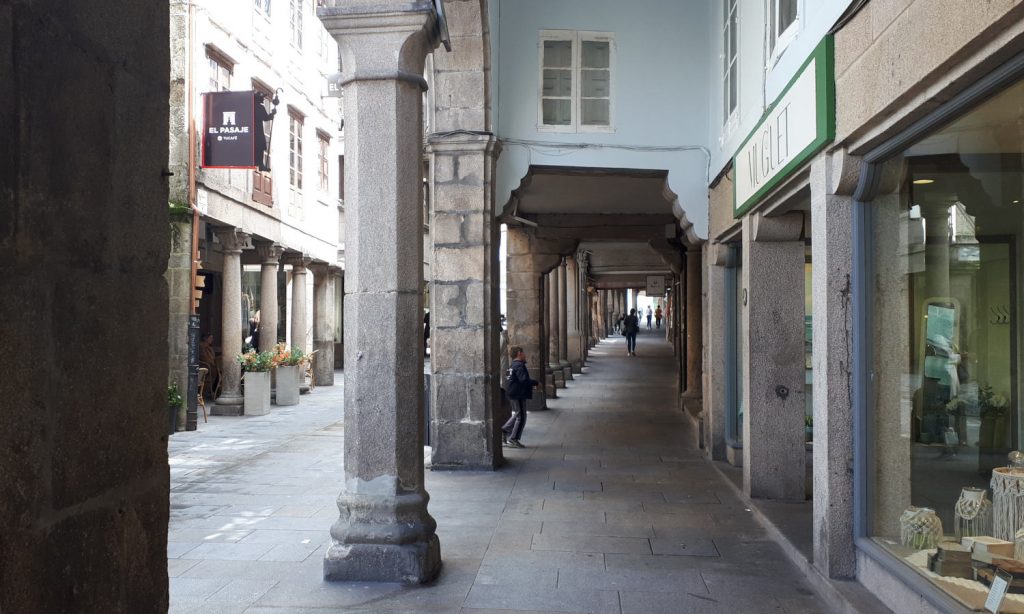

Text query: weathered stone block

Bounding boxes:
[434,245,485,282]
[431,328,487,373]
[431,211,465,245]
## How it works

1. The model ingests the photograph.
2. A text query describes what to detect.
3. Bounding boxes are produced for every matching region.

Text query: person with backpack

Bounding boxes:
[502,345,539,448]
[623,308,640,356]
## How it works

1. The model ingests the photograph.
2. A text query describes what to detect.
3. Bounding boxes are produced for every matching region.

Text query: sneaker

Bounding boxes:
[501,433,509,445]
[509,440,526,448]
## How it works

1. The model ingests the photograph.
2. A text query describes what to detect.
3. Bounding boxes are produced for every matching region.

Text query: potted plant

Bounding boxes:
[237,349,275,416]
[272,342,305,406]
[805,415,813,442]
[167,383,184,436]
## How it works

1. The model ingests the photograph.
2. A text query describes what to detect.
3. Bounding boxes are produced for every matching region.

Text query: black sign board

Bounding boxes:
[202,91,256,168]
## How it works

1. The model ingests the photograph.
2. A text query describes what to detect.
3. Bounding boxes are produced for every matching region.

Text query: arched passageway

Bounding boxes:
[166,332,827,612]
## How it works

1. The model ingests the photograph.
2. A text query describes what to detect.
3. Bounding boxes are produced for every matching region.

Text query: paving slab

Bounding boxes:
[169,336,828,612]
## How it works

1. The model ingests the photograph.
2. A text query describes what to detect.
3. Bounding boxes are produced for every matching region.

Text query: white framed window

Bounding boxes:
[289,110,304,192]
[254,0,271,16]
[723,0,738,128]
[768,0,798,65]
[206,48,233,92]
[538,30,614,132]
[290,0,303,50]
[317,130,330,194]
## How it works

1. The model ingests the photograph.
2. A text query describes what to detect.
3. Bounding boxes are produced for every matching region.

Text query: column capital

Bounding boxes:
[214,228,250,254]
[253,240,284,264]
[329,265,344,277]
[425,132,502,159]
[318,3,440,91]
[309,262,331,277]
[285,253,312,271]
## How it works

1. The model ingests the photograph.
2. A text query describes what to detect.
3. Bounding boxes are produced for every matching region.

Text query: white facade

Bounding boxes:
[710,0,855,178]
[189,0,344,264]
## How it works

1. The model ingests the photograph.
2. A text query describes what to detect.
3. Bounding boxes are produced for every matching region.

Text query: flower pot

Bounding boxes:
[243,370,272,416]
[276,365,300,406]
[168,404,179,436]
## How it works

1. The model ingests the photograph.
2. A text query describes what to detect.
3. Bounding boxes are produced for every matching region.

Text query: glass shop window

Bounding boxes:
[869,78,1024,609]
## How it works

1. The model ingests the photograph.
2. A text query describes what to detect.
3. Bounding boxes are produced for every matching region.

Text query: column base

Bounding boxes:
[324,490,442,584]
[211,394,243,416]
[561,364,573,381]
[571,361,583,374]
[553,371,565,389]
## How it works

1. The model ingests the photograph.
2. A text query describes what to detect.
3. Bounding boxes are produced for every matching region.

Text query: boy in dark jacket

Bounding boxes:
[502,345,539,448]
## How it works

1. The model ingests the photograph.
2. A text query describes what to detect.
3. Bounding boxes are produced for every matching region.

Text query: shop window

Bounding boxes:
[539,30,614,132]
[868,79,1024,609]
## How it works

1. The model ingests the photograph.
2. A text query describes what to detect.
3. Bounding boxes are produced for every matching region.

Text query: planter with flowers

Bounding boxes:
[167,383,184,435]
[238,349,275,416]
[272,343,306,406]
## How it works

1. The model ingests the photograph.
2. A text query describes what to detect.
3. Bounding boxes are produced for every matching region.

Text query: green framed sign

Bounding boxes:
[733,36,835,218]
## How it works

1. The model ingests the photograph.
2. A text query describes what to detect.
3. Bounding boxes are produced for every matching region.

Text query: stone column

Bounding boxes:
[566,256,583,372]
[319,1,441,583]
[742,211,806,501]
[704,243,731,462]
[547,271,564,390]
[255,240,283,353]
[333,266,345,370]
[288,254,311,353]
[213,228,250,415]
[810,152,859,579]
[682,248,704,408]
[311,262,335,387]
[426,132,503,471]
[557,260,572,382]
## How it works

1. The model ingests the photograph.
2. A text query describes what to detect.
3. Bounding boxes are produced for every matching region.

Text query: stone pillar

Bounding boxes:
[811,152,858,579]
[213,228,250,415]
[333,266,345,370]
[426,132,503,471]
[682,248,704,406]
[255,241,283,353]
[547,271,564,390]
[288,255,311,353]
[742,211,806,501]
[557,260,572,381]
[311,263,335,387]
[566,256,583,372]
[319,1,441,583]
[167,219,193,430]
[704,243,731,462]
[505,226,561,411]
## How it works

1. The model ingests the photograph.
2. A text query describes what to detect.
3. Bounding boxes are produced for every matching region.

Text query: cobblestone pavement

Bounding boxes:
[168,331,827,613]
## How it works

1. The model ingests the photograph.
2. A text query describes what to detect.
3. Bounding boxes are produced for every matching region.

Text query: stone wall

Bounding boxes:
[168,219,193,429]
[0,2,171,611]
[835,0,1024,151]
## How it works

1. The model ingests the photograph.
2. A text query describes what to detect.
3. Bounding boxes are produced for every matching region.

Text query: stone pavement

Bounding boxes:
[168,330,828,613]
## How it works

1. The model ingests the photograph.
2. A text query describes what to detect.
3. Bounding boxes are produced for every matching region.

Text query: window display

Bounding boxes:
[870,79,1024,610]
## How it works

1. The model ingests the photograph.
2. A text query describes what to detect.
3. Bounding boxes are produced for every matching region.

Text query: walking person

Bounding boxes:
[623,308,640,356]
[655,305,663,329]
[502,345,539,448]
[645,306,653,330]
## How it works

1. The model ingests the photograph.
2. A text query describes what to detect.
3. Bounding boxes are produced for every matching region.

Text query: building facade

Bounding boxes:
[168,0,345,421]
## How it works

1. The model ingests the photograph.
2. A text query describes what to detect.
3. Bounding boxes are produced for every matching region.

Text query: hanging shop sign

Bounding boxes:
[646,275,666,297]
[733,36,835,218]
[202,90,257,169]
[326,72,344,98]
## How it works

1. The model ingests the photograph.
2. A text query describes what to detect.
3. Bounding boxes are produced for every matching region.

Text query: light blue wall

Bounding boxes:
[491,0,712,239]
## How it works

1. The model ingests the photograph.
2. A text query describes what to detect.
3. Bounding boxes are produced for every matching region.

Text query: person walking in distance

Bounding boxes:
[645,305,653,330]
[623,308,640,356]
[655,304,663,329]
[502,345,539,448]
